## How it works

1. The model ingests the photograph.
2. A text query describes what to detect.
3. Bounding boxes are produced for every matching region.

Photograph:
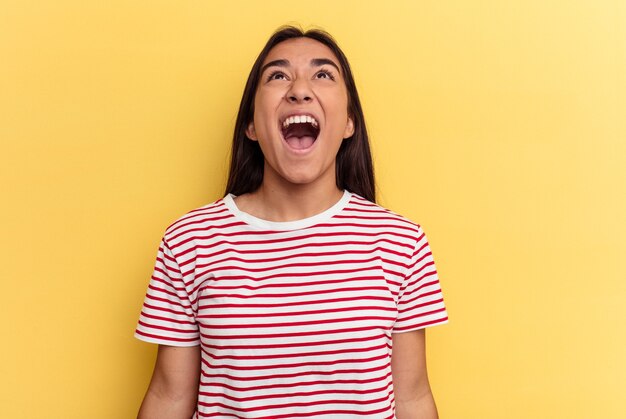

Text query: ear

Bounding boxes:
[246,121,258,141]
[343,116,355,139]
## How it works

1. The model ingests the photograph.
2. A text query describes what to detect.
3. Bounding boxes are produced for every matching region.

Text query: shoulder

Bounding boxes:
[161,196,237,246]
[340,193,433,262]
[344,193,424,235]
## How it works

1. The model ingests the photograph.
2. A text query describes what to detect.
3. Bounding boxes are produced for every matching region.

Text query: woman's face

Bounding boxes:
[246,37,354,190]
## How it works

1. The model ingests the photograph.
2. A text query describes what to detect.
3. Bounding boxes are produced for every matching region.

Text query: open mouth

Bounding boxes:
[281,114,320,150]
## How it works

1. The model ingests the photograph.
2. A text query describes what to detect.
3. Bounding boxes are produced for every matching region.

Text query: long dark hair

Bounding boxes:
[224,26,375,202]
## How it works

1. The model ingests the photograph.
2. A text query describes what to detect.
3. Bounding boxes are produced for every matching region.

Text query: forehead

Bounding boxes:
[263,37,341,67]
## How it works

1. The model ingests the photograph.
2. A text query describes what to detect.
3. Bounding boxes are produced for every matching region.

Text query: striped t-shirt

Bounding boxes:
[135,190,448,418]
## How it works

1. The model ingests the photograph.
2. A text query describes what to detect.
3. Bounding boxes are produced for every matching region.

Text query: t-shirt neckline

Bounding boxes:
[222,190,352,231]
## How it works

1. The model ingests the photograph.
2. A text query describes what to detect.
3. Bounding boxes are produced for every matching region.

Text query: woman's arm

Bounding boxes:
[138,345,201,419]
[391,329,439,419]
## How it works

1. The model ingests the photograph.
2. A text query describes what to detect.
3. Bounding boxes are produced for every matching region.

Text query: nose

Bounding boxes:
[285,78,313,104]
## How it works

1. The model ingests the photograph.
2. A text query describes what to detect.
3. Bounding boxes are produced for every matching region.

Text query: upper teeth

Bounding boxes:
[282,115,319,129]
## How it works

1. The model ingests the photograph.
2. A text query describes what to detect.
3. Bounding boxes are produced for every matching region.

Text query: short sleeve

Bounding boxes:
[135,239,200,346]
[393,227,449,333]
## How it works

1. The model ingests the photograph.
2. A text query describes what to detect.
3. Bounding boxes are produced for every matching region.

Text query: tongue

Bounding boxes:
[285,136,315,150]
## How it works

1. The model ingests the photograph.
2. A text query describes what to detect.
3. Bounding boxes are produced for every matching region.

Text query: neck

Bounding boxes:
[234,175,344,222]
[257,184,343,222]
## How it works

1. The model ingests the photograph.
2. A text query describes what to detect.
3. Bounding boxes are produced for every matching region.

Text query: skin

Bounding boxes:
[392,329,440,419]
[138,37,438,419]
[137,345,200,419]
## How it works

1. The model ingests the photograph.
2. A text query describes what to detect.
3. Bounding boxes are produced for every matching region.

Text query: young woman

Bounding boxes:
[136,26,448,419]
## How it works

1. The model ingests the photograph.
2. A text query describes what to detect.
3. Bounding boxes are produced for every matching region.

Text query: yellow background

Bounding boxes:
[1,1,624,418]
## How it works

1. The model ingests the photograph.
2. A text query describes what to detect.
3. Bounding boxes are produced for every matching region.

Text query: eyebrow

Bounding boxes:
[311,58,341,73]
[260,58,341,75]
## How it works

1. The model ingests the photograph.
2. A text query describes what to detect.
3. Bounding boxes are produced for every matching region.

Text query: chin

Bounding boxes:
[276,168,326,186]
[282,174,319,185]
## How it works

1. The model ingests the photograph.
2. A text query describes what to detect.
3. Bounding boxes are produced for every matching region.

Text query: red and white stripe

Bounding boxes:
[136,191,448,418]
